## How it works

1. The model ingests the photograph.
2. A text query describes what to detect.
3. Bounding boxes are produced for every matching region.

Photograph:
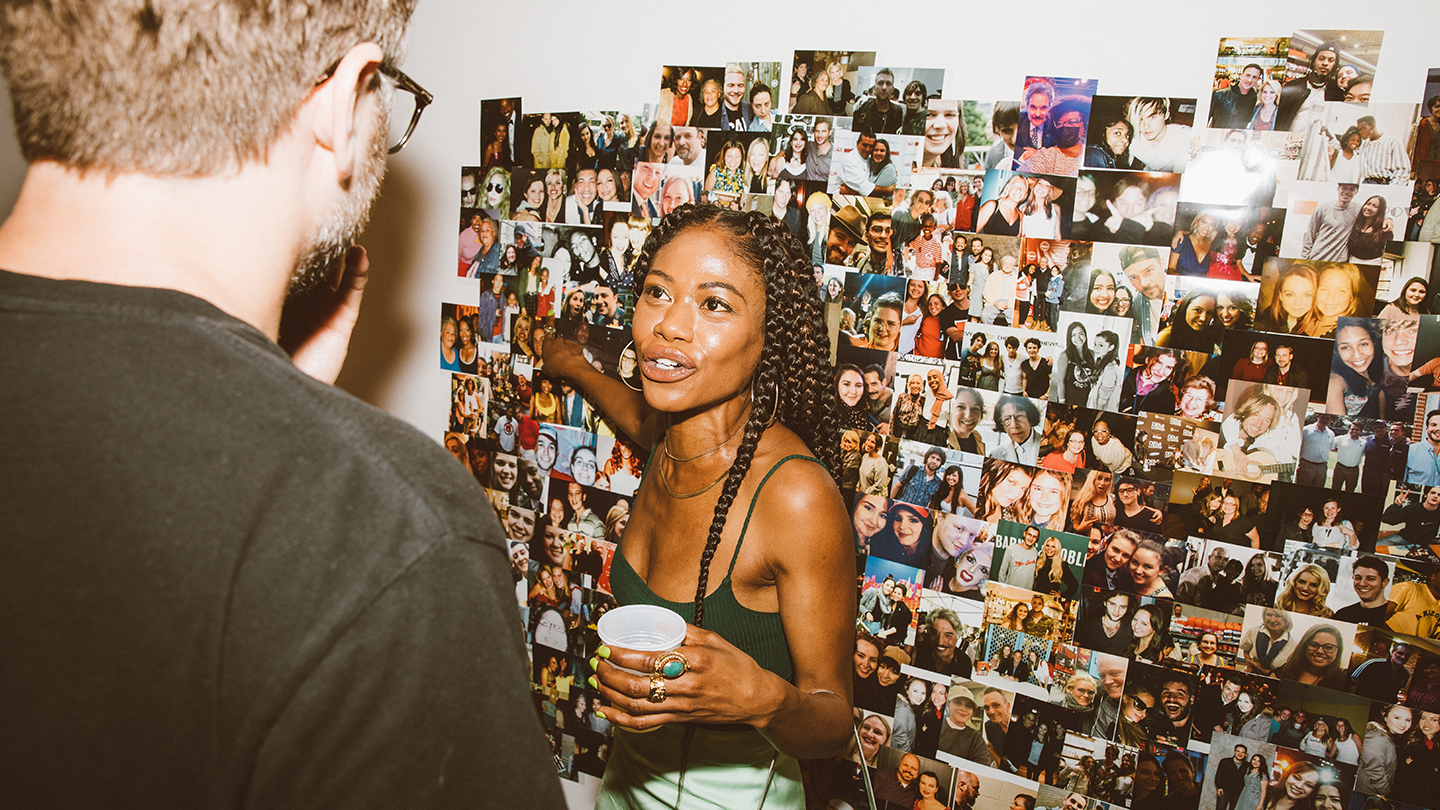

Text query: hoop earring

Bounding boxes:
[619,340,642,392]
[751,374,780,426]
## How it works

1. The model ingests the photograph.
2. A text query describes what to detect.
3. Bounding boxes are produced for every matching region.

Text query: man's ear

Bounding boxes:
[313,42,385,186]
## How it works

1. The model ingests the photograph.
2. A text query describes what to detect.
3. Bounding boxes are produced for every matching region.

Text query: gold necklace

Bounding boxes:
[658,434,731,500]
[664,410,748,462]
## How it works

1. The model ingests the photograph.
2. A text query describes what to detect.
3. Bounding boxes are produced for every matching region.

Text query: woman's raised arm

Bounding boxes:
[543,334,658,448]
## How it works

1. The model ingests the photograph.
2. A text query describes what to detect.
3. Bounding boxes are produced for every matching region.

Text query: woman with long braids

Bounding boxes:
[544,203,853,807]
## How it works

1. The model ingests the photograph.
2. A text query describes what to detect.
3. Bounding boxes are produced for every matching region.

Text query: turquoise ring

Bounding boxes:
[653,650,690,680]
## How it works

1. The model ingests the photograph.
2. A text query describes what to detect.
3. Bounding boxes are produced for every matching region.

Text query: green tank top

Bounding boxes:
[609,453,823,683]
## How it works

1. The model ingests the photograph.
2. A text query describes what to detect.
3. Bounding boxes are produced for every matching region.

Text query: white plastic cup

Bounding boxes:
[596,604,687,676]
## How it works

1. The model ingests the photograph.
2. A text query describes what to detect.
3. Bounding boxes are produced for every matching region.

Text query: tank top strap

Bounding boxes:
[726,454,825,578]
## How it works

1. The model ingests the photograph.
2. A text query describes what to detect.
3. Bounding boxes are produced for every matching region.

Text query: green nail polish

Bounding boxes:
[588,676,598,689]
[596,710,607,720]
[589,657,598,671]
[597,645,611,659]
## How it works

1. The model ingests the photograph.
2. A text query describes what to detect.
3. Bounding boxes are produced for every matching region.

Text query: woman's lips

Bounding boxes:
[642,348,697,383]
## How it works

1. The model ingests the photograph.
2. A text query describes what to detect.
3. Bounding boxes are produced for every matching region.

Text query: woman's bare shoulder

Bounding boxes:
[741,429,840,516]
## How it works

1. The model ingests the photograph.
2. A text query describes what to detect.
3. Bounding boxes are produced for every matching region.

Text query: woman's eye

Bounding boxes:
[644,285,669,300]
[703,297,734,312]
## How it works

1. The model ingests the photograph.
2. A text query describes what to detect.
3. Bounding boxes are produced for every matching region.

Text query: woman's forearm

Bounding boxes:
[759,683,853,757]
[549,350,653,443]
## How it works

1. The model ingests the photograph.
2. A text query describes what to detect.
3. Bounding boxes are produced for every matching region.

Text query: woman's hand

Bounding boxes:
[589,624,786,731]
[542,333,592,381]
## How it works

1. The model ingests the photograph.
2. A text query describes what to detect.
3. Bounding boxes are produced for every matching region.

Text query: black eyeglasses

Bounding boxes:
[317,59,434,154]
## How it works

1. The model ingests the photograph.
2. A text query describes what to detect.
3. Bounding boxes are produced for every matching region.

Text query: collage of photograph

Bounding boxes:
[437,30,1440,810]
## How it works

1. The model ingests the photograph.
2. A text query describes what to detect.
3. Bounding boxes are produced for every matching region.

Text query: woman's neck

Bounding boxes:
[664,396,754,463]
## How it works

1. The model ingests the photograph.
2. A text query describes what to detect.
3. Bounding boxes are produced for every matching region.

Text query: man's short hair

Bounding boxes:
[1025,80,1056,105]
[1014,796,1036,810]
[866,211,893,230]
[924,446,947,464]
[864,363,886,379]
[1163,750,1196,775]
[1353,555,1389,580]
[1025,337,1040,349]
[1132,97,1170,121]
[1357,115,1377,127]
[1005,337,1020,349]
[1158,675,1191,696]
[0,0,415,175]
[920,214,937,227]
[924,606,961,635]
[873,291,903,315]
[991,101,1021,131]
[1243,63,1264,76]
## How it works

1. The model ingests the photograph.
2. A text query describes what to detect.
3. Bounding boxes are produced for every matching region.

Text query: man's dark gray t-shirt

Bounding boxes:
[0,269,564,808]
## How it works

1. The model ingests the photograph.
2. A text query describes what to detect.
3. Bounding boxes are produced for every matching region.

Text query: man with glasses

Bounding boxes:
[1114,481,1162,531]
[0,0,560,806]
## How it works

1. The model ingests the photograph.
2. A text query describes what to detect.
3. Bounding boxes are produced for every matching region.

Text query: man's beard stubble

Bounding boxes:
[288,110,390,296]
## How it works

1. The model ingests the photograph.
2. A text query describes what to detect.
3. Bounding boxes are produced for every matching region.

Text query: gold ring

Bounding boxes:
[653,651,691,680]
[647,672,666,703]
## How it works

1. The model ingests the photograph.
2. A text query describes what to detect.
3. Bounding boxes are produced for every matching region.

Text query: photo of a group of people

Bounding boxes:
[438,26,1440,810]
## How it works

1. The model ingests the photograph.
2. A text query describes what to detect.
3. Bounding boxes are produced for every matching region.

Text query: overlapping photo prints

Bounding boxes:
[446,31,1440,809]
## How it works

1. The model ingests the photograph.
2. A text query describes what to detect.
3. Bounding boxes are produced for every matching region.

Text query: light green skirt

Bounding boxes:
[595,724,804,809]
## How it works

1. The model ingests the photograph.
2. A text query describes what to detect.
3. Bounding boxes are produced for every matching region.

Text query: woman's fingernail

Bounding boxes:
[597,645,611,659]
[589,676,599,689]
[589,657,598,671]
[596,710,607,720]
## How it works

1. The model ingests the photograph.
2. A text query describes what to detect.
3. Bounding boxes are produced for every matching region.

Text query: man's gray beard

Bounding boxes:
[288,121,389,296]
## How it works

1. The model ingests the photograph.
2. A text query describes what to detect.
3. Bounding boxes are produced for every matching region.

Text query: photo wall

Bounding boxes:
[442,31,1440,810]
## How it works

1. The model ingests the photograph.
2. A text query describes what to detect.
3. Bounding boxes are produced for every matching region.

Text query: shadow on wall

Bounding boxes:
[333,162,423,407]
